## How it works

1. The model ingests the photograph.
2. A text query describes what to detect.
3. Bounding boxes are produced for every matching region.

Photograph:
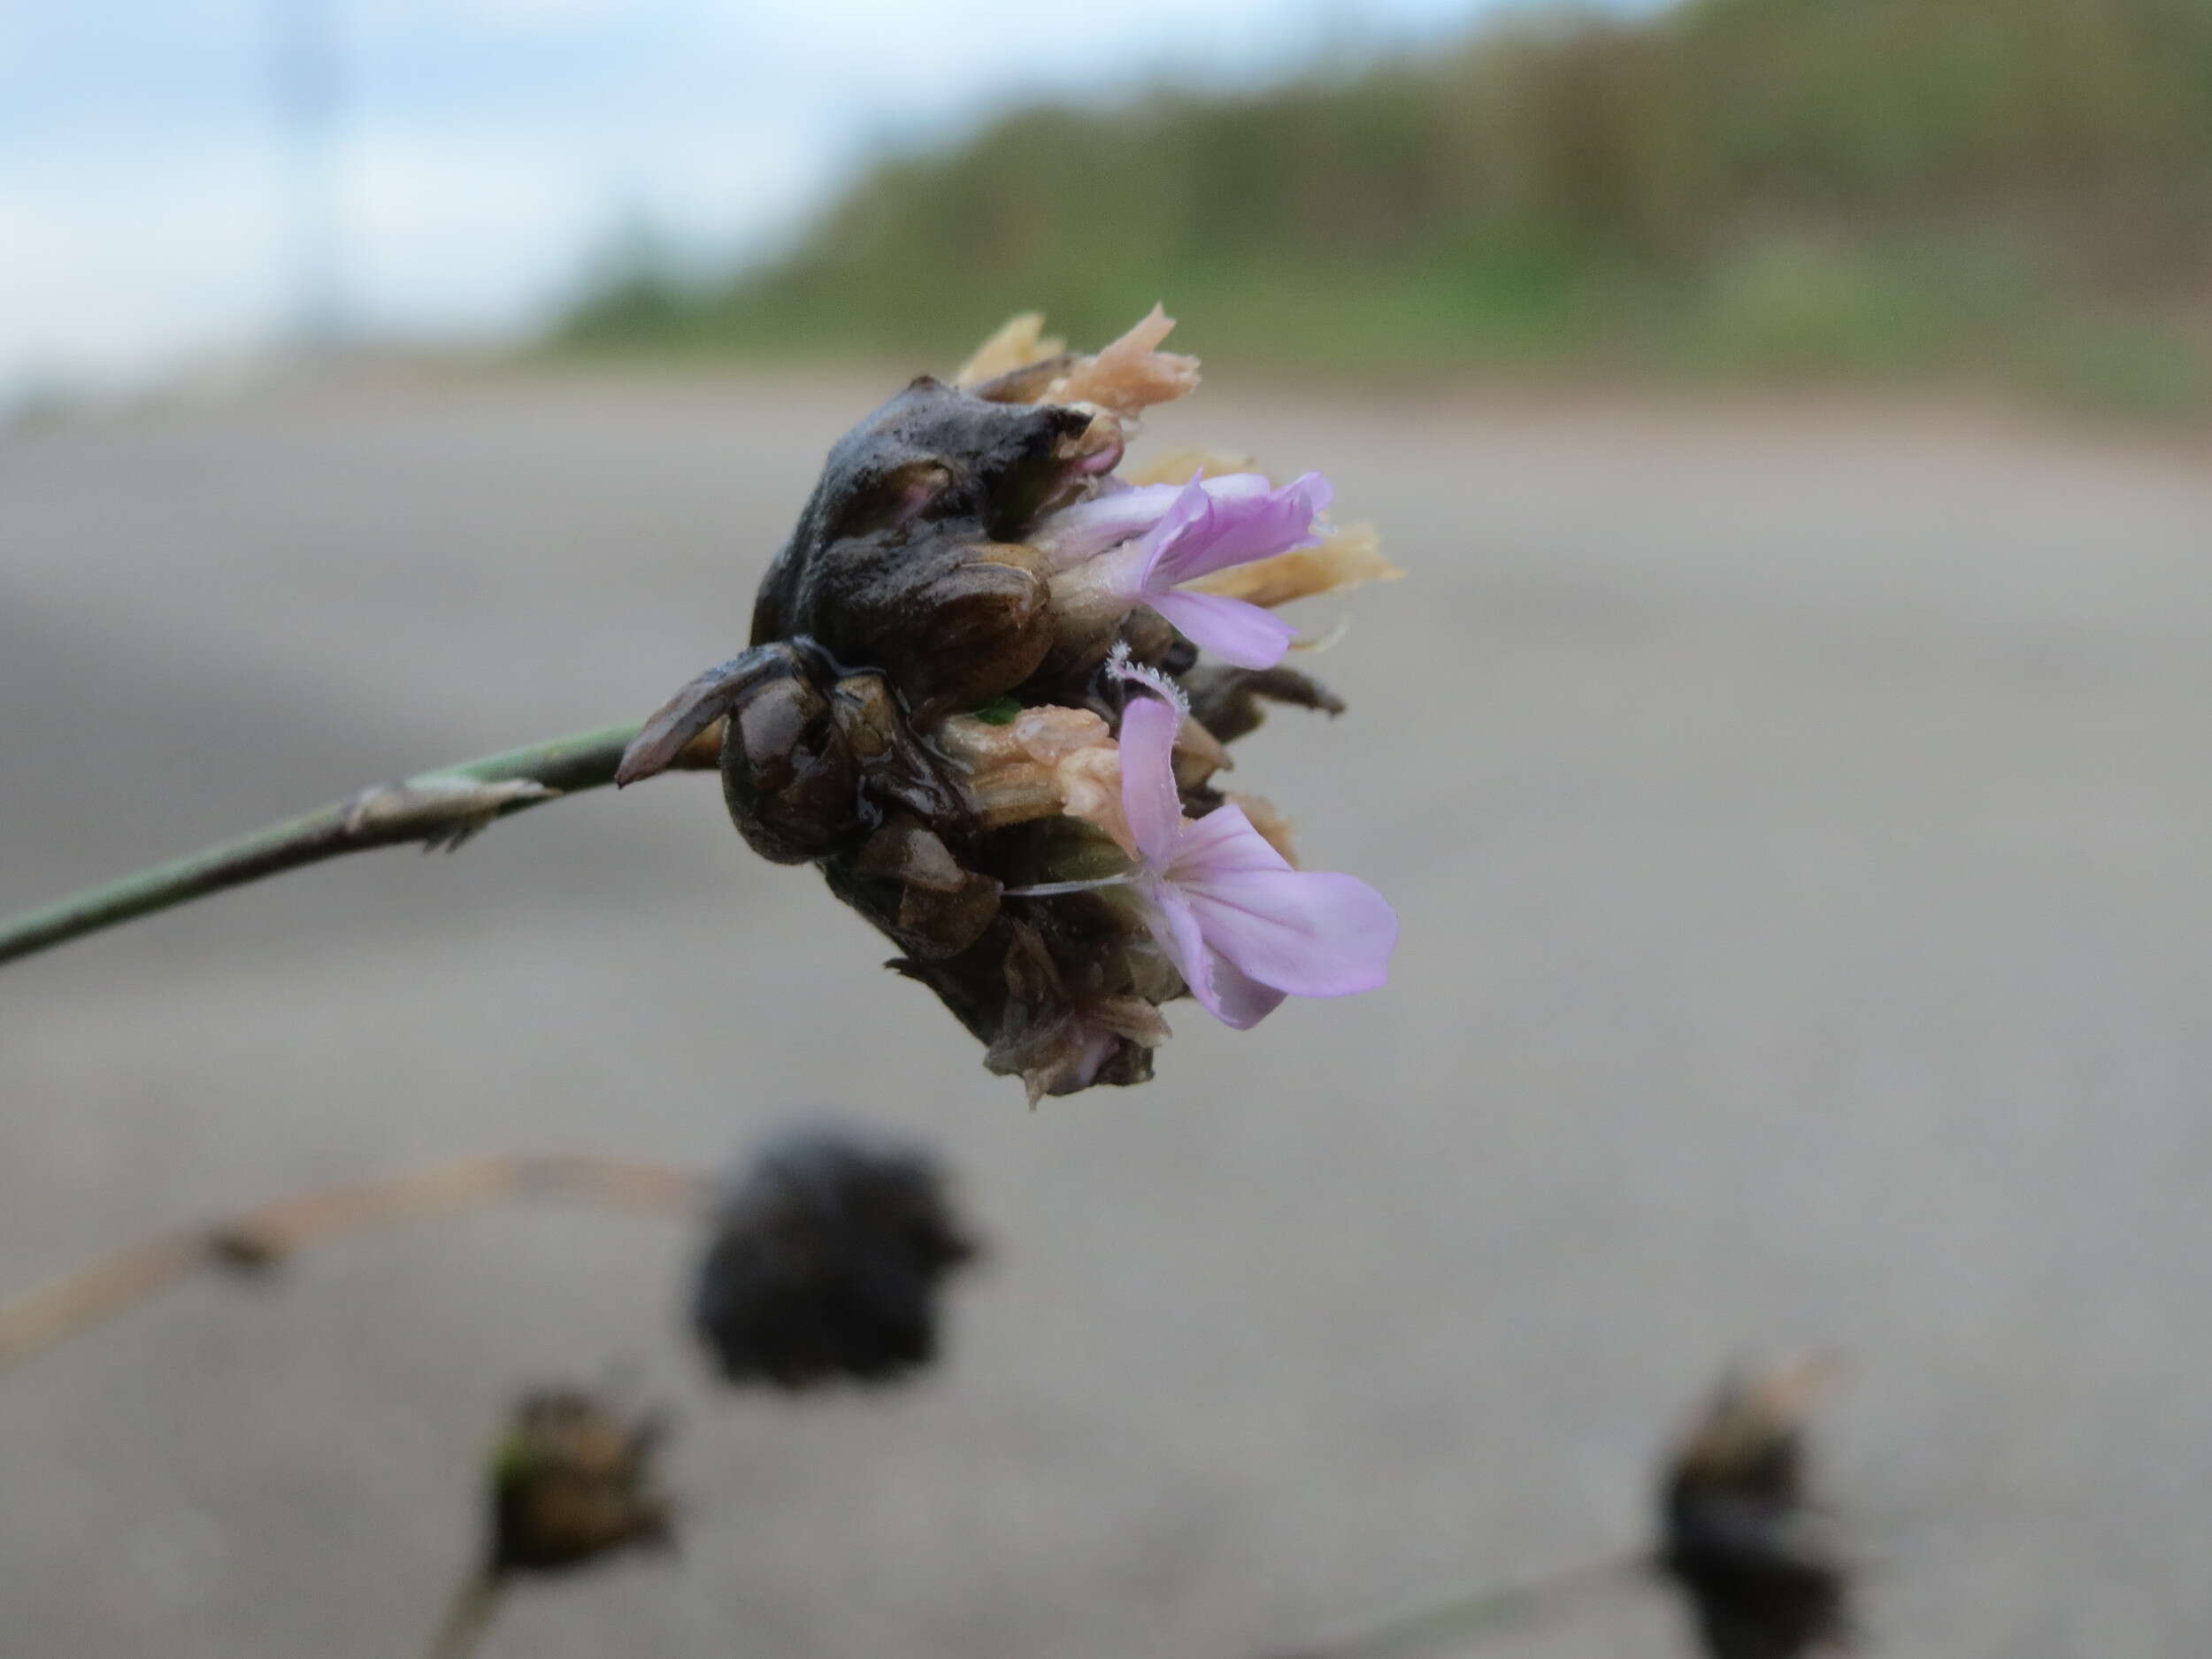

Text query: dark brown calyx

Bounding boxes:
[983,919,1169,1102]
[849,813,1003,958]
[763,525,1055,727]
[718,652,973,866]
[717,661,853,863]
[749,377,1106,720]
[867,818,1171,1101]
[1181,663,1347,745]
[614,642,814,789]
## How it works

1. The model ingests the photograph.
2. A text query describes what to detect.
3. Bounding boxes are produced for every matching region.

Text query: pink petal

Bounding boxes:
[1169,806,1398,998]
[1180,472,1275,506]
[1168,799,1294,877]
[1199,948,1291,1029]
[1148,588,1297,670]
[1032,484,1179,568]
[1137,877,1286,1030]
[1038,474,1277,563]
[1141,471,1333,587]
[1138,878,1210,1009]
[1133,474,1215,568]
[1114,692,1186,865]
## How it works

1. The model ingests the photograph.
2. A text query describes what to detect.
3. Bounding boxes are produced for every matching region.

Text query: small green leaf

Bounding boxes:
[972,695,1023,726]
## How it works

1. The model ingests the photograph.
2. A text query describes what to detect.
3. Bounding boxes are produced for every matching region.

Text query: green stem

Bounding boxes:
[0,720,695,969]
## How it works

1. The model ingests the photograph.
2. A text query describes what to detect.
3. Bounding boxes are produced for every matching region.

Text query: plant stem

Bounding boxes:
[426,1572,506,1659]
[0,718,720,969]
[1254,1552,1649,1659]
[0,1153,710,1374]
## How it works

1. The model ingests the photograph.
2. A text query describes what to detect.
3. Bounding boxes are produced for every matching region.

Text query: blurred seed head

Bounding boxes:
[1659,1353,1854,1659]
[487,1389,673,1578]
[692,1123,980,1390]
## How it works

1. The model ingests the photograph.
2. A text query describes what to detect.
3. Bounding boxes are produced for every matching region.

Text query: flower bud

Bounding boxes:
[619,307,1399,1098]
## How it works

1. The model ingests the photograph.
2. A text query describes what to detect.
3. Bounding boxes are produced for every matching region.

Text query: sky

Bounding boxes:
[0,0,1574,396]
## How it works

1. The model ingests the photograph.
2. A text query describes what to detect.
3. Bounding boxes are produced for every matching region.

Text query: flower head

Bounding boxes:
[616,306,1401,1098]
[1110,688,1396,1029]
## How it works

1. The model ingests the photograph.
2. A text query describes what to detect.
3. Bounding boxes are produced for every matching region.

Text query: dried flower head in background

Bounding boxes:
[1659,1354,1854,1659]
[617,307,1402,1100]
[487,1389,672,1577]
[692,1123,979,1390]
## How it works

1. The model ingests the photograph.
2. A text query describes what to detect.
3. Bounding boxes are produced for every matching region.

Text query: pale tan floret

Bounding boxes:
[1171,718,1233,791]
[1054,747,1130,852]
[1050,722,1232,855]
[1122,448,1261,487]
[939,706,1120,834]
[1042,304,1202,418]
[1190,522,1403,610]
[940,703,1234,852]
[952,312,1066,388]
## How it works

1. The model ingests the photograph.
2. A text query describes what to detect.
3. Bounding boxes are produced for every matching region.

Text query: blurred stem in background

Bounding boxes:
[0,1153,709,1373]
[1256,1553,1649,1659]
[0,718,720,968]
[425,1574,504,1659]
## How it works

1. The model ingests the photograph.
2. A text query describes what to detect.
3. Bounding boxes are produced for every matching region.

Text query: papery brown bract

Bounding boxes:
[1180,663,1348,746]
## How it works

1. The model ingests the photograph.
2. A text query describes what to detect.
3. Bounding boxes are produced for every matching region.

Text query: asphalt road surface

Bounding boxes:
[2,371,2208,1659]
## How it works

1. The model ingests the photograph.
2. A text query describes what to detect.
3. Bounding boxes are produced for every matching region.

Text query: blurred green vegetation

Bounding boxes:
[559,0,2212,413]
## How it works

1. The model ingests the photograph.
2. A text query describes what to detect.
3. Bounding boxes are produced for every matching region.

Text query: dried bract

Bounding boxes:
[692,1124,979,1389]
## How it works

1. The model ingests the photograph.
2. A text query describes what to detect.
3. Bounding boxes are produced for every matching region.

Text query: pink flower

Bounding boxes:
[1031,473,1276,567]
[1042,472,1331,669]
[1114,689,1396,1029]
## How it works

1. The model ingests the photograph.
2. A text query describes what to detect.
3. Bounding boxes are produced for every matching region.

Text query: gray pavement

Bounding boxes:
[1,370,2208,1658]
